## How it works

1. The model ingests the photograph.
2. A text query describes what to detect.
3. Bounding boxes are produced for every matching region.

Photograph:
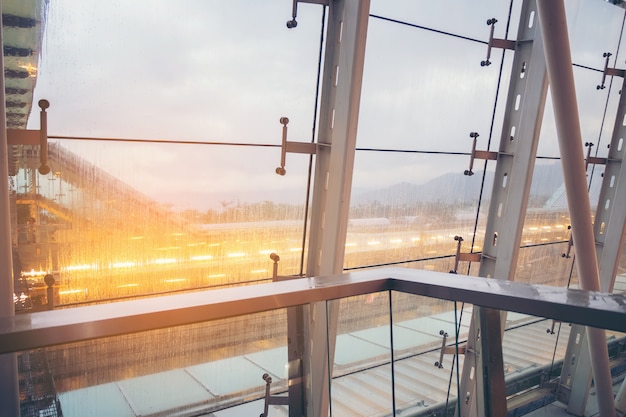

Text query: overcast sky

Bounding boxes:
[28,0,626,210]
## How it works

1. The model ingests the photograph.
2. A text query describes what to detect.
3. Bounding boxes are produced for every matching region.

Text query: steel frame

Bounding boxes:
[292,1,370,416]
[558,65,626,416]
[457,1,548,415]
[537,2,616,415]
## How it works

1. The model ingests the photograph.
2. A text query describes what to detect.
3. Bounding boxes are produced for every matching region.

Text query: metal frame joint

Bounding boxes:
[464,132,497,176]
[481,18,516,67]
[275,116,322,176]
[597,52,625,90]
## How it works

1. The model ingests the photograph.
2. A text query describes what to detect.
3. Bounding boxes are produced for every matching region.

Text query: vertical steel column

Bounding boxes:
[0,0,21,414]
[301,1,370,416]
[558,73,626,415]
[457,1,548,416]
[537,2,616,416]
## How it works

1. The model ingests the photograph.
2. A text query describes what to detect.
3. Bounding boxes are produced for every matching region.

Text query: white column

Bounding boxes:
[536,2,616,416]
[303,1,370,416]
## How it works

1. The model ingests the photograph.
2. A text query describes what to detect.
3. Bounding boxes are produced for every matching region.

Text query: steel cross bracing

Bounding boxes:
[457,1,548,416]
[557,68,626,416]
[284,1,370,416]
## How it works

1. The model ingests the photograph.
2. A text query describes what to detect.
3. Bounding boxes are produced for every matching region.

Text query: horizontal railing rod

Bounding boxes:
[0,267,625,355]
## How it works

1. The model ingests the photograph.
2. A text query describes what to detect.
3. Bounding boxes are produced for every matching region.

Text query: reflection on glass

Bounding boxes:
[23,310,288,416]
[359,7,509,153]
[567,0,625,69]
[330,293,393,416]
[516,243,574,287]
[12,140,309,305]
[348,152,486,270]
[391,292,461,414]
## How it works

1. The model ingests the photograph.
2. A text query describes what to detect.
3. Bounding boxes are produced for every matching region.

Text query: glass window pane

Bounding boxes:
[13,139,309,304]
[348,152,489,270]
[330,293,393,416]
[391,292,462,414]
[34,1,324,143]
[21,310,289,416]
[359,17,506,153]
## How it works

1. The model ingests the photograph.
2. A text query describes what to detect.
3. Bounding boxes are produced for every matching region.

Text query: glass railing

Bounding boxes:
[3,267,625,417]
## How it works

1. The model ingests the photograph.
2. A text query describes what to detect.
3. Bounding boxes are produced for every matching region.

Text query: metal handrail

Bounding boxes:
[1,267,625,355]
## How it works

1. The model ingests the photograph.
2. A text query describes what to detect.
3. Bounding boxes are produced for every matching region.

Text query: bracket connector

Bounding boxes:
[276,117,321,176]
[450,236,481,274]
[286,0,329,29]
[562,225,573,259]
[546,319,561,335]
[7,99,50,175]
[434,330,466,369]
[481,18,516,67]
[270,253,301,282]
[584,142,607,170]
[260,373,289,417]
[597,52,625,90]
[464,132,497,176]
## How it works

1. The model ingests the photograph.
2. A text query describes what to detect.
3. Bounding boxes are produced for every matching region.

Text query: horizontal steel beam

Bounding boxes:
[0,267,625,355]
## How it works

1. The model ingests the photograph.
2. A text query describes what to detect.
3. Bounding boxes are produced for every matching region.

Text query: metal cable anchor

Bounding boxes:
[450,236,481,274]
[434,330,466,369]
[275,117,324,176]
[464,132,497,176]
[584,141,607,170]
[597,52,625,90]
[481,18,516,67]
[7,99,51,175]
[286,0,329,29]
[260,373,289,417]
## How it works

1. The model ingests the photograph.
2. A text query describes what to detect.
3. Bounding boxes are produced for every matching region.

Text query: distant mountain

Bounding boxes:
[351,162,564,207]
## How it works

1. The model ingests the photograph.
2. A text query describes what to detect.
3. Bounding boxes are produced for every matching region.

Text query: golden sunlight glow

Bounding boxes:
[22,269,47,277]
[163,278,186,283]
[112,262,136,269]
[59,289,85,295]
[153,258,177,264]
[64,264,93,271]
[190,255,213,261]
[19,63,38,77]
[117,283,139,288]
[227,252,246,258]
